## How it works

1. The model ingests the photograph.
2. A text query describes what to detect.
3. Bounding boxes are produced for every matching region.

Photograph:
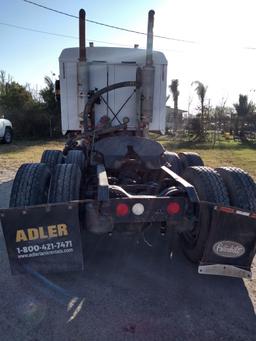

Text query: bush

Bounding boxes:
[0,75,61,139]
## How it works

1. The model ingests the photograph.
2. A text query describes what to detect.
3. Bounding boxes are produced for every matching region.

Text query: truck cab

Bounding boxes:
[59,47,167,135]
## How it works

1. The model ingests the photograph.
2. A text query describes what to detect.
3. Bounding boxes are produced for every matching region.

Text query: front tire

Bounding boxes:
[3,127,13,144]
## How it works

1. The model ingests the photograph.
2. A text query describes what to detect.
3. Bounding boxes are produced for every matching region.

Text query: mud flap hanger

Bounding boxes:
[198,202,256,279]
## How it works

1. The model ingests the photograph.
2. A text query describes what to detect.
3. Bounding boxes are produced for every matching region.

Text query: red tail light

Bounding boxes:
[116,203,129,217]
[167,202,181,215]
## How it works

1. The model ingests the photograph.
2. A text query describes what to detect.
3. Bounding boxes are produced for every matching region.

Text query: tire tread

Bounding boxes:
[164,151,182,175]
[9,163,50,207]
[48,164,81,203]
[65,150,86,171]
[179,152,204,171]
[216,167,256,211]
[180,166,229,262]
[41,150,63,172]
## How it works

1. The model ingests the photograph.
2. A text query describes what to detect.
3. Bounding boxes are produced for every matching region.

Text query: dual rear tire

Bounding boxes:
[215,167,256,211]
[9,150,256,265]
[41,149,86,171]
[40,150,63,172]
[48,164,81,203]
[180,166,229,262]
[9,163,51,207]
[178,152,204,170]
[180,166,256,262]
[164,151,204,175]
[164,152,182,175]
[10,149,85,207]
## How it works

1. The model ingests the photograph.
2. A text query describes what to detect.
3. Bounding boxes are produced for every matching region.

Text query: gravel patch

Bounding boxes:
[0,170,15,185]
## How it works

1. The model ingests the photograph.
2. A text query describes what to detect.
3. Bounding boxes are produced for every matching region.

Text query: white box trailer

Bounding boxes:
[59,47,167,135]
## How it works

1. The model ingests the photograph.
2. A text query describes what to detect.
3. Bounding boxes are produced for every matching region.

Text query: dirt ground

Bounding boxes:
[0,175,256,340]
[0,140,64,184]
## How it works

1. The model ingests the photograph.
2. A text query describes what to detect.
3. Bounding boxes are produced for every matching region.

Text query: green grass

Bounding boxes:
[162,138,256,180]
[0,137,255,180]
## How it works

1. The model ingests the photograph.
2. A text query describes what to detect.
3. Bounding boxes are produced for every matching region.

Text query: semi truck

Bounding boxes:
[0,9,256,277]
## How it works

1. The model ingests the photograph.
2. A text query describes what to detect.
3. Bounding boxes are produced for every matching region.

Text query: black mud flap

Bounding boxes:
[199,203,256,279]
[0,202,84,275]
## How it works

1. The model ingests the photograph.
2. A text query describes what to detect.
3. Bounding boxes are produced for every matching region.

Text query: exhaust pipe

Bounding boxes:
[146,10,155,66]
[140,10,155,136]
[78,9,88,132]
[79,9,86,61]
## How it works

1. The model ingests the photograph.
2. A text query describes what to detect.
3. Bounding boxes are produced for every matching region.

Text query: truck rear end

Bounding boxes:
[0,9,256,278]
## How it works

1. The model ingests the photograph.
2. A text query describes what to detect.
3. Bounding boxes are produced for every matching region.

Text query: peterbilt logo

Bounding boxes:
[213,241,245,258]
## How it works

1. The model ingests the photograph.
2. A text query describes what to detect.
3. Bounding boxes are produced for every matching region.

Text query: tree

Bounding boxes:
[212,98,227,146]
[192,81,208,139]
[186,116,201,139]
[0,71,60,139]
[39,76,61,137]
[169,79,179,131]
[0,70,12,97]
[233,94,255,140]
[0,81,50,138]
[0,81,33,114]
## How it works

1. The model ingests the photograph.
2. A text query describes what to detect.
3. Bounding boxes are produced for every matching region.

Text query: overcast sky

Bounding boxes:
[1,0,256,112]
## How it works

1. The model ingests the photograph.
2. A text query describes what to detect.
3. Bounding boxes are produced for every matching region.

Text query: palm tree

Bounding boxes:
[44,76,55,92]
[40,76,59,137]
[192,81,208,138]
[169,79,180,131]
[192,81,207,118]
[233,94,254,140]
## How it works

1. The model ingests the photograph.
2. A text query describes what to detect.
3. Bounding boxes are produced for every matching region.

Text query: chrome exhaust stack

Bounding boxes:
[145,10,154,67]
[78,9,88,131]
[79,9,86,61]
[141,10,155,136]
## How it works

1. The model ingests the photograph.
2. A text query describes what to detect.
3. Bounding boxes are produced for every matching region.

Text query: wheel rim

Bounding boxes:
[181,227,199,247]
